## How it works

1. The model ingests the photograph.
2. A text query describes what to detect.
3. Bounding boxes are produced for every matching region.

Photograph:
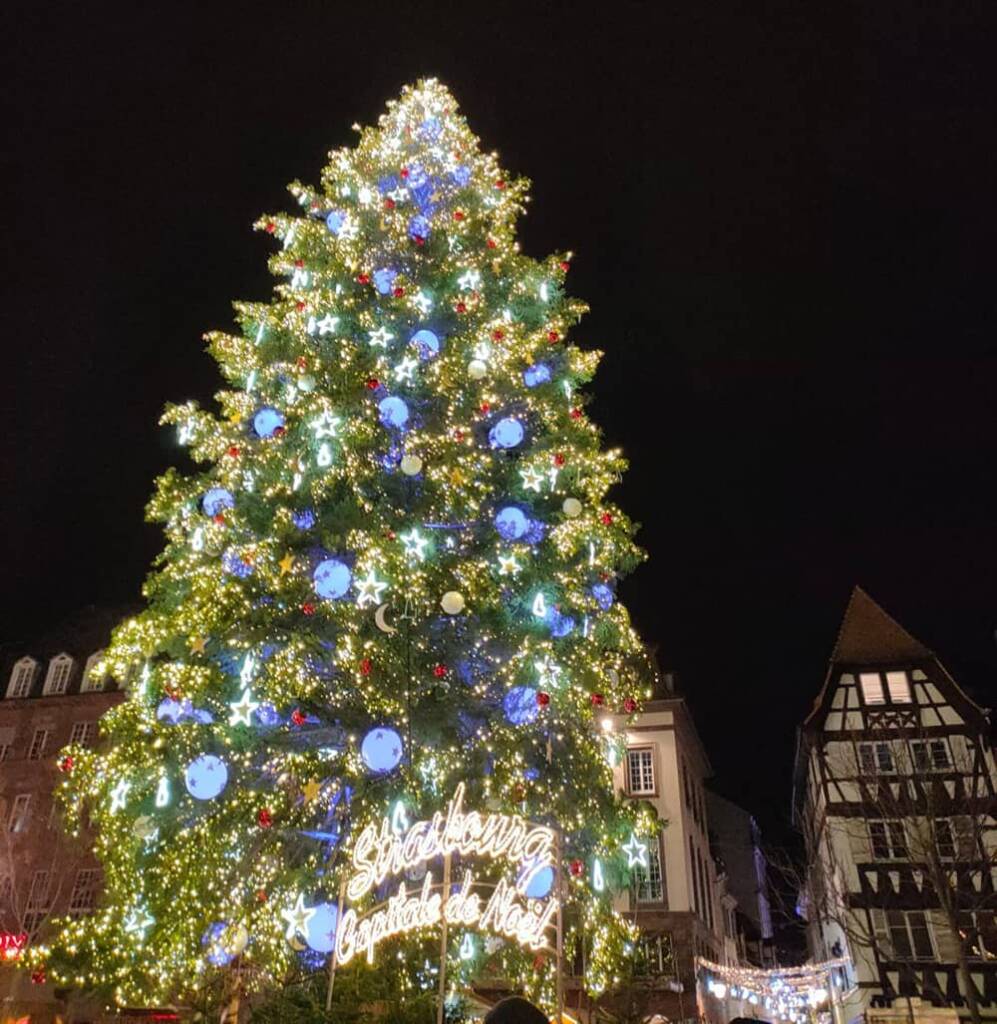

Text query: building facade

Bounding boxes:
[0,608,126,1023]
[794,587,997,1024]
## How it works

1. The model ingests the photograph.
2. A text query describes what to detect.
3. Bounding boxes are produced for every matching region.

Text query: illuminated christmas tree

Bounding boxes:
[32,80,659,1012]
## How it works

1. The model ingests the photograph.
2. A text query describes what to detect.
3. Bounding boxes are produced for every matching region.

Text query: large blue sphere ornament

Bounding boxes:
[495,506,528,541]
[522,864,555,899]
[411,329,440,360]
[313,559,352,600]
[156,698,183,725]
[549,612,576,638]
[253,407,285,439]
[592,583,614,610]
[503,686,539,726]
[490,417,525,450]
[304,902,339,953]
[408,214,430,240]
[361,727,404,774]
[523,363,552,388]
[373,267,397,295]
[378,396,410,429]
[202,921,235,967]
[292,508,316,530]
[325,210,346,234]
[201,487,234,517]
[185,754,228,800]
[451,165,472,187]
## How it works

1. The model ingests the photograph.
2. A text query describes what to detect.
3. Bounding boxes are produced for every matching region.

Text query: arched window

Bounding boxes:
[81,651,106,693]
[6,657,38,699]
[43,653,74,696]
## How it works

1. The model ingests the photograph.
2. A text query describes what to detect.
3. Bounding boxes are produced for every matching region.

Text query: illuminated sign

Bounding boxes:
[336,783,559,966]
[0,933,28,960]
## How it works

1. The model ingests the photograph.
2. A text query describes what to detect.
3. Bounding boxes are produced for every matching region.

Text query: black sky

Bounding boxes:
[3,1,996,839]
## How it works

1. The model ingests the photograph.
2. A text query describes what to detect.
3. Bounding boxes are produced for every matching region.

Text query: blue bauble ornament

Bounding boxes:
[406,164,429,189]
[185,754,228,800]
[495,506,528,541]
[418,117,441,141]
[256,703,281,727]
[503,686,539,726]
[313,559,352,600]
[305,903,339,953]
[408,215,430,240]
[411,329,440,360]
[361,727,404,774]
[523,519,547,546]
[489,417,525,449]
[522,864,554,899]
[373,268,397,295]
[451,166,471,187]
[592,583,614,610]
[253,407,285,439]
[293,508,316,530]
[325,210,346,234]
[378,396,410,429]
[202,487,234,517]
[222,550,253,578]
[523,363,552,388]
[156,698,183,724]
[202,921,235,967]
[549,611,576,638]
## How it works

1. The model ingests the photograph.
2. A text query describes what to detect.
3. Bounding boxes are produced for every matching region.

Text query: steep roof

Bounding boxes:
[829,585,933,665]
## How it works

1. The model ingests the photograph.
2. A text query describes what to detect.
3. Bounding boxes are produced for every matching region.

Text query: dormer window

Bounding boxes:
[859,670,911,706]
[43,654,74,696]
[81,651,106,693]
[6,657,38,699]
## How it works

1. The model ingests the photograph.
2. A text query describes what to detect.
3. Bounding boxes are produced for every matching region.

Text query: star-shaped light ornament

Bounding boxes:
[109,779,131,814]
[520,466,545,492]
[400,528,429,562]
[368,326,394,349]
[281,893,317,941]
[394,356,418,383]
[457,268,482,291]
[301,778,322,803]
[190,636,207,655]
[412,290,433,315]
[124,906,155,941]
[387,187,409,203]
[623,833,649,869]
[313,313,340,336]
[534,656,563,688]
[337,216,359,241]
[229,688,260,727]
[355,569,389,608]
[497,553,521,577]
[311,411,342,439]
[278,552,295,575]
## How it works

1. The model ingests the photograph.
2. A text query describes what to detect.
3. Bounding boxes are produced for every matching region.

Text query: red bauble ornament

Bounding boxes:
[623,697,638,714]
[601,513,614,525]
[400,167,410,179]
[384,198,396,210]
[297,356,308,369]
[366,377,380,390]
[295,301,306,312]
[433,664,447,678]
[454,429,465,442]
[393,286,405,297]
[357,272,371,285]
[559,260,571,272]
[257,808,273,829]
[360,658,372,676]
[495,179,506,189]
[31,970,46,986]
[227,445,240,458]
[294,259,304,268]
[486,238,497,249]
[455,301,467,313]
[492,329,505,341]
[291,709,306,726]
[256,888,268,902]
[301,602,316,616]
[547,330,560,343]
[213,513,226,525]
[537,691,551,708]
[554,453,566,467]
[570,408,583,420]
[569,859,584,877]
[414,236,425,247]
[590,693,605,707]
[454,210,465,221]
[480,402,490,414]
[273,425,286,437]
[265,221,276,234]
[59,755,75,773]
[385,529,396,540]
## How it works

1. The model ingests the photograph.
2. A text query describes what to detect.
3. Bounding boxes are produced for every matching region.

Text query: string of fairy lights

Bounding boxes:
[25,79,661,1011]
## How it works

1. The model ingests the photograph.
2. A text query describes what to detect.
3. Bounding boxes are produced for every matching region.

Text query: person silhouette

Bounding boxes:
[483,996,549,1024]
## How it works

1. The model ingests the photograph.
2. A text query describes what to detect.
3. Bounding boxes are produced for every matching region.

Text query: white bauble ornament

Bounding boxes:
[441,591,465,615]
[133,815,156,839]
[225,924,249,956]
[297,374,316,392]
[468,360,487,380]
[606,668,620,685]
[562,497,583,518]
[400,454,423,476]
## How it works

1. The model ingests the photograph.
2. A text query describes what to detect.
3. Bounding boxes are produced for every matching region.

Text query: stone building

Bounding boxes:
[0,608,127,1023]
[793,587,997,1024]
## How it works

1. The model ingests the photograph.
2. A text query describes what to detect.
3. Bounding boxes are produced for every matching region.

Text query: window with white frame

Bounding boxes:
[81,651,106,693]
[858,741,895,774]
[43,653,74,696]
[885,671,912,703]
[69,721,97,747]
[935,818,957,860]
[68,868,100,916]
[635,933,673,976]
[910,739,951,772]
[859,673,886,705]
[869,819,908,860]
[626,747,655,795]
[27,871,50,910]
[8,794,31,832]
[7,657,37,699]
[873,908,935,960]
[635,837,664,903]
[27,729,49,760]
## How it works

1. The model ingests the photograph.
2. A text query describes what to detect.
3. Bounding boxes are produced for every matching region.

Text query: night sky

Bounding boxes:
[4,2,996,840]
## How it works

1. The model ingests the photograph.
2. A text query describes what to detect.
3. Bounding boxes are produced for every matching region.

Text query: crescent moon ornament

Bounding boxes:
[374,603,397,635]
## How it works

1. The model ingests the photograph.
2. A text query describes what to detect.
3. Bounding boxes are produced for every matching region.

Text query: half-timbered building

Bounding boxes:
[794,587,997,1024]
